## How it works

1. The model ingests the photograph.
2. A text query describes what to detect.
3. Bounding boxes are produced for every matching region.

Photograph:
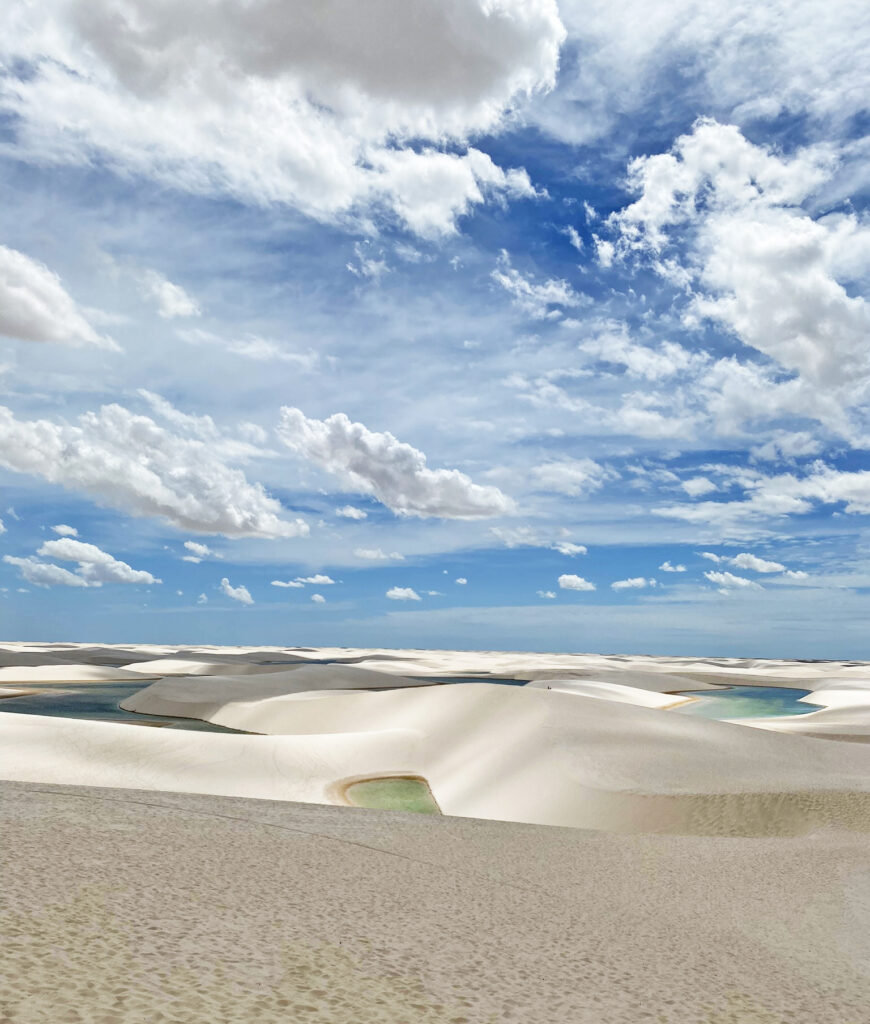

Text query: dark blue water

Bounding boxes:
[672,685,823,719]
[0,681,246,733]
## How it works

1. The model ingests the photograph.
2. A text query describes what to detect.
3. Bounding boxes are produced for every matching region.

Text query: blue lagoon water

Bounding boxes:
[672,685,823,720]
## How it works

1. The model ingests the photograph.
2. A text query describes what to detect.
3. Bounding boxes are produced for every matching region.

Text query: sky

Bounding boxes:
[1,0,869,658]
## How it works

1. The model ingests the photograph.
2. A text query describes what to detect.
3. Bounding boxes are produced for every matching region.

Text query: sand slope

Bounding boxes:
[3,780,870,1024]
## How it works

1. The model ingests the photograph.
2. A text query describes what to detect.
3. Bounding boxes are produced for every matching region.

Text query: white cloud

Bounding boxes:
[353,548,404,561]
[37,538,160,585]
[730,552,786,574]
[531,458,616,496]
[558,573,595,591]
[386,586,421,601]
[537,590,557,599]
[578,325,703,382]
[3,555,89,588]
[336,505,367,520]
[455,577,468,585]
[563,226,584,251]
[277,407,513,518]
[611,577,655,590]
[681,477,717,498]
[295,574,335,585]
[4,0,564,236]
[139,269,200,319]
[701,552,723,563]
[704,570,763,590]
[610,120,870,411]
[51,524,78,537]
[197,593,208,604]
[310,593,326,604]
[220,577,253,605]
[271,579,304,589]
[0,243,115,348]
[492,250,584,319]
[490,526,586,555]
[0,402,307,538]
[659,561,686,572]
[181,540,216,564]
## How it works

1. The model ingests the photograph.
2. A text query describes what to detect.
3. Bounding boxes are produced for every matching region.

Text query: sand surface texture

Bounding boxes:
[3,779,870,1024]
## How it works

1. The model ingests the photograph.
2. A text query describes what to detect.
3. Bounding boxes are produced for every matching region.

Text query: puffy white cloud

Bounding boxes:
[455,577,468,585]
[0,402,307,538]
[0,243,115,348]
[196,593,208,604]
[181,540,217,563]
[701,552,723,563]
[659,561,686,572]
[139,270,200,319]
[3,555,89,588]
[704,570,763,590]
[295,574,335,585]
[552,541,588,557]
[578,325,703,382]
[36,538,160,585]
[610,120,870,407]
[336,505,367,520]
[51,524,78,537]
[3,0,564,236]
[531,458,617,496]
[220,577,253,604]
[353,548,404,561]
[730,552,786,574]
[386,586,421,601]
[611,577,655,590]
[271,579,304,588]
[310,593,326,604]
[537,590,557,599]
[558,573,595,591]
[492,250,584,319]
[277,407,513,518]
[682,477,717,498]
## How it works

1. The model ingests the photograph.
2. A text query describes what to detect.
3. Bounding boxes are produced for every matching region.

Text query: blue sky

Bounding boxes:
[1,0,870,657]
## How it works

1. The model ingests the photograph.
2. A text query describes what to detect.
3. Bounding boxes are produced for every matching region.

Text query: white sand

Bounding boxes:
[5,779,870,1023]
[1,643,870,835]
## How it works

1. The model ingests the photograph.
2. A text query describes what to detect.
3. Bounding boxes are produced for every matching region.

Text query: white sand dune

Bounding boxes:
[2,643,870,837]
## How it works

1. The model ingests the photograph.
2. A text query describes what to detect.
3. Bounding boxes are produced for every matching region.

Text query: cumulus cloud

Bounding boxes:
[3,0,564,236]
[277,407,513,518]
[271,579,304,588]
[3,555,90,588]
[0,402,308,538]
[659,561,686,572]
[611,577,656,590]
[455,577,468,585]
[220,577,253,604]
[139,270,200,319]
[51,524,78,537]
[182,540,217,563]
[295,574,335,585]
[0,243,115,348]
[336,505,367,520]
[36,538,160,585]
[704,570,762,590]
[730,552,786,573]
[558,573,595,591]
[682,477,717,498]
[353,548,404,561]
[310,593,326,604]
[537,590,556,598]
[386,586,421,601]
[610,119,870,408]
[197,593,208,604]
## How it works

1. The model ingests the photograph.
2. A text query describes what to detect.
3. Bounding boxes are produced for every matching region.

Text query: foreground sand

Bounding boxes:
[3,779,870,1024]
